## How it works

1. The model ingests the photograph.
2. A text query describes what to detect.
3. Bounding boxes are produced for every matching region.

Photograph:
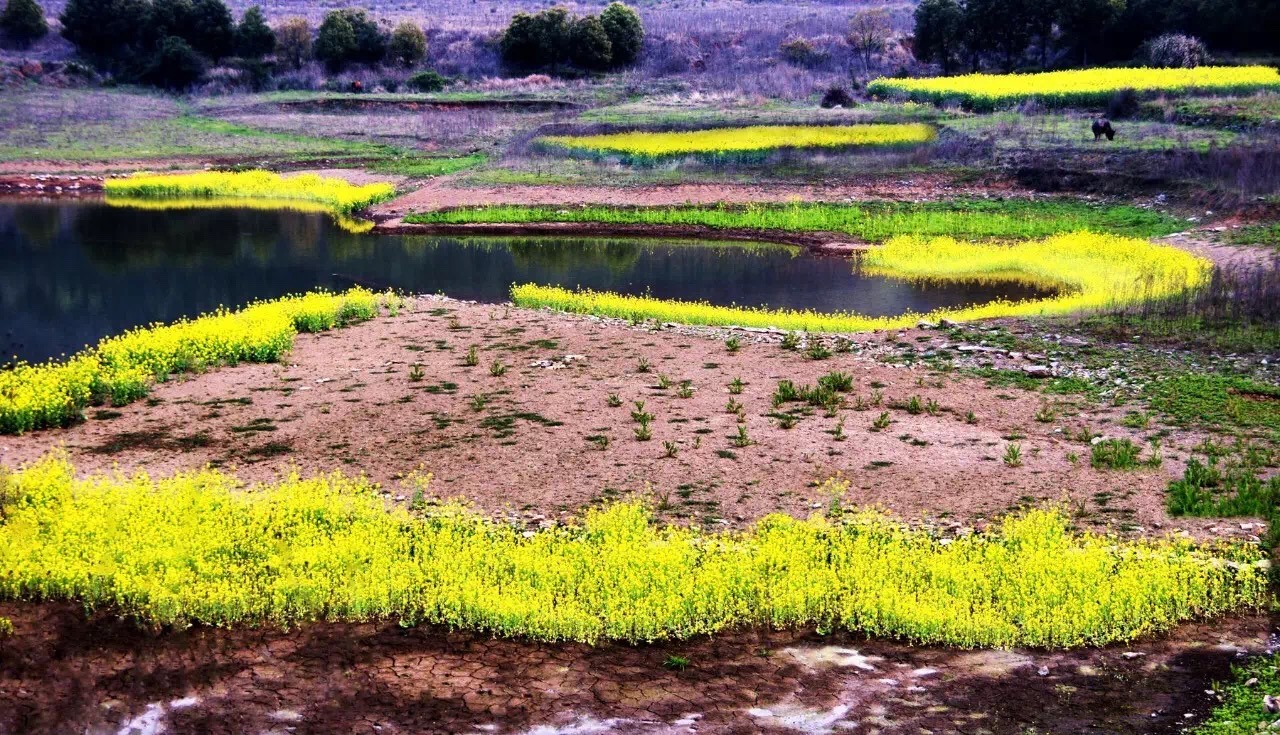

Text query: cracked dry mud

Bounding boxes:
[0,603,1273,735]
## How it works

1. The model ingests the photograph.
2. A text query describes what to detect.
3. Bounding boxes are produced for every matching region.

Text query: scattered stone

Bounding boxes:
[1021,365,1053,378]
[1265,694,1280,713]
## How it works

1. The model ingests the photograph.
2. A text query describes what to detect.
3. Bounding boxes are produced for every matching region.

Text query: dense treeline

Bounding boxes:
[52,0,643,90]
[0,0,47,48]
[913,0,1280,72]
[500,3,644,74]
[59,0,281,87]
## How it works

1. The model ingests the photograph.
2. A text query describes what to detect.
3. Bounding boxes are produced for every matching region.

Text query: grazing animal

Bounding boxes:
[1092,118,1116,141]
[350,80,364,93]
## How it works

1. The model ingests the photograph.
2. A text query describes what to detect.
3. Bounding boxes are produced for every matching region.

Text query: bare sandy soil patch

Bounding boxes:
[0,297,1244,540]
[373,175,1029,223]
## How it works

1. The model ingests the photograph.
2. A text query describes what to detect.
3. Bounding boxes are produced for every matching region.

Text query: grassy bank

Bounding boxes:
[0,289,387,435]
[405,200,1185,242]
[0,453,1266,646]
[513,232,1210,332]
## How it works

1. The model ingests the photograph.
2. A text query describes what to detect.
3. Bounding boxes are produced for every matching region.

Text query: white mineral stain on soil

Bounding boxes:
[516,716,636,735]
[784,646,881,671]
[748,703,855,734]
[947,649,1035,677]
[115,702,168,735]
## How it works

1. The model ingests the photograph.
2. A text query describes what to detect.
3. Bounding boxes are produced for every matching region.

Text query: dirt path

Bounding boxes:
[0,297,1253,541]
[1158,230,1279,271]
[371,175,1029,223]
[0,602,1270,735]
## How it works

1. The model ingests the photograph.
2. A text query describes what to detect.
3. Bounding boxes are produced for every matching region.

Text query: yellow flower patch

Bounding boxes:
[0,453,1265,646]
[511,231,1210,332]
[540,123,936,161]
[869,65,1280,111]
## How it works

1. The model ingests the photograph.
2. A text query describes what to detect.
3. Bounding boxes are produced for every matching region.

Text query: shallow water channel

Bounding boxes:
[1,199,1051,363]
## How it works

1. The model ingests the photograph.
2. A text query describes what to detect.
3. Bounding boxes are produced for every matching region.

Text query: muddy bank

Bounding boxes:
[372,218,867,254]
[0,601,1270,735]
[0,174,104,195]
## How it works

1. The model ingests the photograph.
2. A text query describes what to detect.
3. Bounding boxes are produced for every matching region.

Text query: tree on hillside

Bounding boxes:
[185,0,234,59]
[568,15,612,71]
[500,7,570,70]
[345,9,387,64]
[1057,0,1126,65]
[1,0,48,48]
[387,21,426,66]
[911,0,963,73]
[274,16,311,69]
[847,8,892,74]
[148,0,194,43]
[60,0,149,57]
[965,0,1033,70]
[599,2,643,67]
[315,10,356,70]
[236,5,275,58]
[143,34,205,88]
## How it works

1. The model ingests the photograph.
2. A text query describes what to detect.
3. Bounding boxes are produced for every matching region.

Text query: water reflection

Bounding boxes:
[0,199,1053,363]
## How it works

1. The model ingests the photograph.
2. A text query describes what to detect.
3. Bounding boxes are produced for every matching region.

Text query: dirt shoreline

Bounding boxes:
[372,219,869,254]
[0,600,1270,735]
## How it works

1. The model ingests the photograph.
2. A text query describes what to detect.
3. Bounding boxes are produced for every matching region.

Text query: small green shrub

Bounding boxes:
[407,70,447,92]
[1091,439,1142,470]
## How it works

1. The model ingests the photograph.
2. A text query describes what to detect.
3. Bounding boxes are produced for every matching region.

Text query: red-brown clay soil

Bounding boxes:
[0,297,1250,539]
[0,601,1272,735]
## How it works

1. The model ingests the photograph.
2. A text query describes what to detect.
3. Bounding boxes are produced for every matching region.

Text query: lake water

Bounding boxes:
[0,199,1052,363]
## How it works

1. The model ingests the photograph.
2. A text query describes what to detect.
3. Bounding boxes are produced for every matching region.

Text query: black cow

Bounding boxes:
[1092,118,1116,141]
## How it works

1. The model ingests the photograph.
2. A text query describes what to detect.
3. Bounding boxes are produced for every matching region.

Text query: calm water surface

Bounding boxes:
[0,200,1051,363]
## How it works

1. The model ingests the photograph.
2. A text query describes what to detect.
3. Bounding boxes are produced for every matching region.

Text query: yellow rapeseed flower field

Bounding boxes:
[540,123,936,162]
[868,65,1280,111]
[104,170,396,214]
[0,453,1266,646]
[0,289,388,434]
[512,231,1210,332]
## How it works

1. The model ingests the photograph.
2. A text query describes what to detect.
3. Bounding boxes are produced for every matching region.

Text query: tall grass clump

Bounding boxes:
[406,200,1185,242]
[513,232,1210,332]
[538,123,936,164]
[0,289,384,434]
[868,66,1280,112]
[104,171,396,214]
[0,452,1267,647]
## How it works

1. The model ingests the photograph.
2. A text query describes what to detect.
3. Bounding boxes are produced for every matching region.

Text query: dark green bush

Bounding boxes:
[142,34,206,89]
[1,0,47,47]
[234,5,274,59]
[387,20,426,67]
[316,8,385,71]
[406,69,446,92]
[599,2,643,67]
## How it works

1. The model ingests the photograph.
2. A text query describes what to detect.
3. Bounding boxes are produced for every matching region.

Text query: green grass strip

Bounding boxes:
[0,454,1267,646]
[1191,654,1280,733]
[406,200,1185,242]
